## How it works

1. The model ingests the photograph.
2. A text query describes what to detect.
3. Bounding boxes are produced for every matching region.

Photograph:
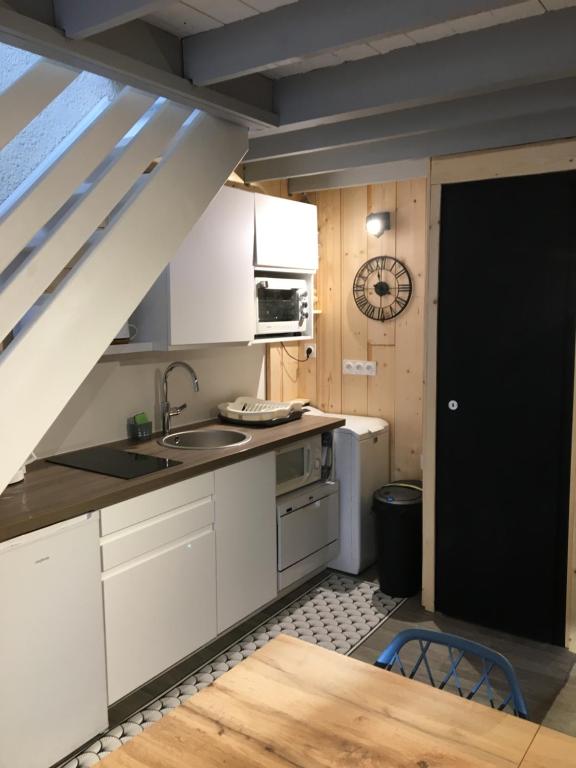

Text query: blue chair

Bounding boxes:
[375,628,528,718]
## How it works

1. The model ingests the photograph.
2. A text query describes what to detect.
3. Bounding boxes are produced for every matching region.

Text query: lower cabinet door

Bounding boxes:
[103,527,216,703]
[215,453,277,633]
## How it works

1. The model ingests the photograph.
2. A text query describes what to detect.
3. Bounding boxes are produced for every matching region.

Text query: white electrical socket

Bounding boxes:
[343,360,355,375]
[364,361,377,376]
[305,344,316,359]
[342,360,377,376]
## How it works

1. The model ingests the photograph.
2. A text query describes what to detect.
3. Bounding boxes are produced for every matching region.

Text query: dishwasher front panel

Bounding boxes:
[278,488,339,571]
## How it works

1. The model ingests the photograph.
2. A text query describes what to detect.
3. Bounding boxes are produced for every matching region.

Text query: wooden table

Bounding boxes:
[519,726,576,767]
[103,634,574,768]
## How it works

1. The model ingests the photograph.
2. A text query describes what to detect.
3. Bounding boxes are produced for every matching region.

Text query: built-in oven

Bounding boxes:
[255,276,309,337]
[276,434,322,496]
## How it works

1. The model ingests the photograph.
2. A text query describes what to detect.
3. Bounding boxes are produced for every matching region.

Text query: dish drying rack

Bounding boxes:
[217,397,309,425]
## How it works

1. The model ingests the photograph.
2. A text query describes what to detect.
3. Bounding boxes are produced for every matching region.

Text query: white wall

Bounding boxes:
[36,345,266,457]
[0,41,122,205]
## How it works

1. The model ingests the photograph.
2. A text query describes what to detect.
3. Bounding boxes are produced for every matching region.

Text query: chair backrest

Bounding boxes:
[375,628,528,718]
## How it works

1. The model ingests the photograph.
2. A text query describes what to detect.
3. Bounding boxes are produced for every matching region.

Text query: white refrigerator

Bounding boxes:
[0,513,108,768]
[329,415,390,574]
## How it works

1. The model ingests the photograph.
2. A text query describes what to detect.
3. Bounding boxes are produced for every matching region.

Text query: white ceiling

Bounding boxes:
[146,0,297,37]
[146,0,576,79]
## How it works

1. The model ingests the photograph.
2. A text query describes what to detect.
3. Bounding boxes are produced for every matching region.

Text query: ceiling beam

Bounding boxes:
[247,79,576,161]
[244,106,576,181]
[182,0,525,86]
[288,160,429,194]
[273,7,576,127]
[0,7,278,129]
[53,0,168,40]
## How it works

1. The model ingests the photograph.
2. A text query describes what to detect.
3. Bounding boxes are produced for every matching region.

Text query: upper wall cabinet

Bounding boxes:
[130,186,318,349]
[133,185,255,347]
[254,193,318,271]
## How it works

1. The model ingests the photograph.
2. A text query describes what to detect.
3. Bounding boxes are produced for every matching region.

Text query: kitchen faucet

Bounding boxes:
[161,361,200,435]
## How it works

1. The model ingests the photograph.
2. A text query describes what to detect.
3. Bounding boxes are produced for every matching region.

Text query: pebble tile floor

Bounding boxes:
[62,573,403,766]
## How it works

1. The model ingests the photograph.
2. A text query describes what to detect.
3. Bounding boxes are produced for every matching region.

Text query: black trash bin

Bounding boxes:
[373,481,422,597]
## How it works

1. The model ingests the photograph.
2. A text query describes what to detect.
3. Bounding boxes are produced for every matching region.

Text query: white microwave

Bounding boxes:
[276,435,322,496]
[255,276,309,337]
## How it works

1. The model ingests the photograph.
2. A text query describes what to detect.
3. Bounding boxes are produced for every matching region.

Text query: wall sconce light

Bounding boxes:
[366,211,391,238]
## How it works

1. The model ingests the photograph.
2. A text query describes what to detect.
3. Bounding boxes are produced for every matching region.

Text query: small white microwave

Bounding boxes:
[255,276,309,337]
[276,435,322,496]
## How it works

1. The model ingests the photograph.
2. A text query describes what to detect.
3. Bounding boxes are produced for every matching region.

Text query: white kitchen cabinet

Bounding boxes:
[133,185,255,347]
[100,496,214,570]
[0,515,108,768]
[103,527,216,703]
[215,453,277,633]
[254,193,318,271]
[100,472,217,703]
[131,186,319,348]
[100,473,214,535]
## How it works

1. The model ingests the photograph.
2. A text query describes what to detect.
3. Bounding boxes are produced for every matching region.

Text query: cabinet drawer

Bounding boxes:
[103,527,216,703]
[100,473,214,535]
[100,497,214,571]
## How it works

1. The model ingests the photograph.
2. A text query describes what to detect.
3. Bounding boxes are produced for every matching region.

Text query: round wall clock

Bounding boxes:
[353,256,412,322]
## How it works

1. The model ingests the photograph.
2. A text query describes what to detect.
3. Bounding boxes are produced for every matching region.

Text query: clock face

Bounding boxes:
[353,256,412,321]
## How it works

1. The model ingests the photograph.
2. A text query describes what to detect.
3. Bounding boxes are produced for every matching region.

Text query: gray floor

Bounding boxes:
[352,594,576,735]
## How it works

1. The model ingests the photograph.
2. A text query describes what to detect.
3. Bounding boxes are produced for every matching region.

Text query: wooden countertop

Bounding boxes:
[0,415,344,543]
[102,634,545,768]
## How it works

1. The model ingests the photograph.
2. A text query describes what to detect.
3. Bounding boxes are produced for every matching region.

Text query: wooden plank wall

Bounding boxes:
[265,179,428,481]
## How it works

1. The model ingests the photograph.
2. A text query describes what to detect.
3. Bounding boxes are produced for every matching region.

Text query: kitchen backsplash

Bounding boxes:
[36,345,265,458]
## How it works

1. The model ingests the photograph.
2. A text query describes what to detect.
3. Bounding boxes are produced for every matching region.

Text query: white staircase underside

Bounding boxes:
[0,51,248,493]
[0,87,156,275]
[0,98,191,344]
[0,58,78,150]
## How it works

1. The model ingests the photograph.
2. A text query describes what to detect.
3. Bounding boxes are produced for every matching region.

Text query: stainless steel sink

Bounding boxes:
[159,429,251,450]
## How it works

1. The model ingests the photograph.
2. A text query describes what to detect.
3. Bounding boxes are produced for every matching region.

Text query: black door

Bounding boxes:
[435,171,576,645]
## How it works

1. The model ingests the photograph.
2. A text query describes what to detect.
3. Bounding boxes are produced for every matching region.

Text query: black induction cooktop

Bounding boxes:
[47,446,182,479]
